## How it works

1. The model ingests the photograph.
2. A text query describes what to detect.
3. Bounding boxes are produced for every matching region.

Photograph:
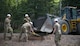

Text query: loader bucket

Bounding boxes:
[33,14,54,33]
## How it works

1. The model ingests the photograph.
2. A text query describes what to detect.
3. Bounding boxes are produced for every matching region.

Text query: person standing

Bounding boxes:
[4,14,13,40]
[24,14,39,36]
[53,19,61,46]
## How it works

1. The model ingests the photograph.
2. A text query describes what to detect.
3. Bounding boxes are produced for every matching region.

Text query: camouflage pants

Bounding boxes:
[4,26,13,40]
[54,34,61,46]
[19,28,29,42]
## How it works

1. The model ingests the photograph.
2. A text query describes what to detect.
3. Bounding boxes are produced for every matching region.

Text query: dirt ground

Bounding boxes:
[0,33,80,46]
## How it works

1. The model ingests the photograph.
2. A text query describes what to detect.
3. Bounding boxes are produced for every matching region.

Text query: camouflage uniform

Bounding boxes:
[4,18,13,40]
[54,23,61,46]
[24,17,31,23]
[19,22,33,41]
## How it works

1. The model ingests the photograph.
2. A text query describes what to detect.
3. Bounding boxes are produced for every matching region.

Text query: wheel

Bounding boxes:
[59,20,70,34]
[77,23,80,34]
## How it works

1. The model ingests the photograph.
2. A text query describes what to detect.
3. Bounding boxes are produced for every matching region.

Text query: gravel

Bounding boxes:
[0,33,80,46]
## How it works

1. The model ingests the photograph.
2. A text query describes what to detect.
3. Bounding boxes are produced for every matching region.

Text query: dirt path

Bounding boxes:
[0,33,80,46]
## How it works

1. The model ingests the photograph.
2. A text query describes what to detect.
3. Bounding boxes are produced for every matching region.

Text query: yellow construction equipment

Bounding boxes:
[56,6,80,34]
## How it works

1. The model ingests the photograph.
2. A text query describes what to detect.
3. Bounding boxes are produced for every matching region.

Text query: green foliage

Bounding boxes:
[62,0,80,9]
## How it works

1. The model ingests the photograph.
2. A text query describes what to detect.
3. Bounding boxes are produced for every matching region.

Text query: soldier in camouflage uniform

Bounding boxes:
[4,14,13,40]
[19,21,34,42]
[53,19,61,46]
[24,14,31,23]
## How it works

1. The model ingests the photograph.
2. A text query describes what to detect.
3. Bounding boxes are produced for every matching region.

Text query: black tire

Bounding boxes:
[59,20,70,34]
[77,23,80,34]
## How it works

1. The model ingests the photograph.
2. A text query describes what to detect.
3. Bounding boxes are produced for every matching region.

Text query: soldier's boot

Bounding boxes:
[55,41,61,46]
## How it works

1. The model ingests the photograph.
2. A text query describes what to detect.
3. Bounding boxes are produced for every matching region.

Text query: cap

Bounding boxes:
[7,14,11,17]
[25,14,29,17]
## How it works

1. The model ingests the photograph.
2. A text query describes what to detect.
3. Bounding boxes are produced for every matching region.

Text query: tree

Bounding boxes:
[62,0,80,9]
